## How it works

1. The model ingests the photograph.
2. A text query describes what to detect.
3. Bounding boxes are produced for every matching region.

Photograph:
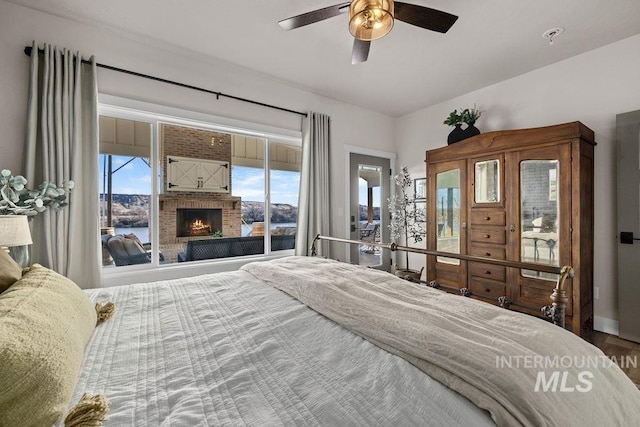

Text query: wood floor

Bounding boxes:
[589,331,640,388]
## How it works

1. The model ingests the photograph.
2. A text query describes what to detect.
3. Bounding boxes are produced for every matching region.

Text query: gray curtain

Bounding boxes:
[24,41,100,288]
[295,112,331,256]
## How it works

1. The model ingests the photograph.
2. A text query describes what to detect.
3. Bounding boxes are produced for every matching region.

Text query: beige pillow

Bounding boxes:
[123,232,144,247]
[0,249,22,293]
[0,264,97,426]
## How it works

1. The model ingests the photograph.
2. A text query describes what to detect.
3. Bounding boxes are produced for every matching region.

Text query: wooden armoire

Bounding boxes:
[425,122,595,337]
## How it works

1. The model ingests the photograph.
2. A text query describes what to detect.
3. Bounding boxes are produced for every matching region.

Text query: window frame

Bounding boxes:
[98,95,302,284]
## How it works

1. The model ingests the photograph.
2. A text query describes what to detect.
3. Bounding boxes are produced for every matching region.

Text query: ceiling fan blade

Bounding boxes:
[352,38,371,64]
[394,2,458,33]
[279,2,351,31]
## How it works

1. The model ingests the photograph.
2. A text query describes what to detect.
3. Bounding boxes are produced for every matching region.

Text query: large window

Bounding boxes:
[98,110,301,270]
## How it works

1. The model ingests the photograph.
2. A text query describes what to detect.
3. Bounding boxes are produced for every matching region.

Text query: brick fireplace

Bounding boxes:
[159,197,242,241]
[176,208,223,237]
[158,124,242,262]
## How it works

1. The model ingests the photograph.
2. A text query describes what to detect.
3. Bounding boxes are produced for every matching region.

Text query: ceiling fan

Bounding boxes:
[278,0,458,64]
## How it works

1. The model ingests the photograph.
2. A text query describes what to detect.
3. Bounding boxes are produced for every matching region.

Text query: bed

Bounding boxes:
[1,253,640,426]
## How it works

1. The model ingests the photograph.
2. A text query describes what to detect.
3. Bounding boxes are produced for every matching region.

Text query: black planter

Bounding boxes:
[447,123,481,145]
[462,123,481,139]
[447,124,465,145]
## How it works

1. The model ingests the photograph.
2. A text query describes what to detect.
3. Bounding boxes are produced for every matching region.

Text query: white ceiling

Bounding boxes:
[8,0,640,117]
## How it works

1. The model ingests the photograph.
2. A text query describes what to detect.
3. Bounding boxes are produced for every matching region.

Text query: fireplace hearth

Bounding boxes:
[176,208,223,237]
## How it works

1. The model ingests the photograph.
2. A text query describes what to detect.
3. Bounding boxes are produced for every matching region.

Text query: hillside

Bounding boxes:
[359,205,380,221]
[100,194,150,227]
[241,201,297,223]
[101,195,299,227]
[101,194,377,226]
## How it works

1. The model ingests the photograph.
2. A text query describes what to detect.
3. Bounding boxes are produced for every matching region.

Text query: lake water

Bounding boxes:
[114,227,151,242]
[116,222,297,242]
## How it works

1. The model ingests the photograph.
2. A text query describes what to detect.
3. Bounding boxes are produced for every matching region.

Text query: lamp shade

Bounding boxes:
[0,215,33,246]
[349,0,394,41]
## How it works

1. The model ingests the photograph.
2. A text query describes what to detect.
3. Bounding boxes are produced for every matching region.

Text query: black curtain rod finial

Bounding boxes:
[23,45,307,118]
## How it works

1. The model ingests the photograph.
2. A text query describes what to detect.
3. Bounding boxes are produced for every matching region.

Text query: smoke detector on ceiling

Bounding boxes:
[542,27,564,45]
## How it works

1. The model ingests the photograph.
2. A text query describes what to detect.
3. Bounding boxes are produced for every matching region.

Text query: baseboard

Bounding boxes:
[594,316,619,335]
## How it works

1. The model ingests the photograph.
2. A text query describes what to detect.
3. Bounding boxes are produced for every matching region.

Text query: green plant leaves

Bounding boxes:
[0,170,72,216]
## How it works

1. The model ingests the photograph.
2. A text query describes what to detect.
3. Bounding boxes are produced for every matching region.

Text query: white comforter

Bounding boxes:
[71,268,494,426]
[243,257,640,426]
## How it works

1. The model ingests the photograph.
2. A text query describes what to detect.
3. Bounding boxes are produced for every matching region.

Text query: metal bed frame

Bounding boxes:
[310,234,574,329]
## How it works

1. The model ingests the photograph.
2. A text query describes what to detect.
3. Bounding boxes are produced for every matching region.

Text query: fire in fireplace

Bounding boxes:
[176,208,223,237]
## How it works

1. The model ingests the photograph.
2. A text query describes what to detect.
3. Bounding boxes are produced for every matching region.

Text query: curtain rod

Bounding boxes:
[23,46,307,118]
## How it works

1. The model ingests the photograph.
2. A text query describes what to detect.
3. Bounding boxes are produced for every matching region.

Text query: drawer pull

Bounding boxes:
[484,234,491,239]
[485,252,491,257]
[485,216,491,221]
[485,270,492,275]
[485,288,491,293]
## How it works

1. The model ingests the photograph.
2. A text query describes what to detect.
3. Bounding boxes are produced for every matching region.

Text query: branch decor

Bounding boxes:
[388,166,425,280]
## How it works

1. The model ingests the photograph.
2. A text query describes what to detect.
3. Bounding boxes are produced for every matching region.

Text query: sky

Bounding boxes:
[99,155,301,206]
[99,155,151,195]
[359,178,381,207]
[100,155,381,207]
[232,166,300,206]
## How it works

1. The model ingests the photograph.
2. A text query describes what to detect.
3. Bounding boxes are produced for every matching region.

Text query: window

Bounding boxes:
[98,108,301,270]
[99,116,159,267]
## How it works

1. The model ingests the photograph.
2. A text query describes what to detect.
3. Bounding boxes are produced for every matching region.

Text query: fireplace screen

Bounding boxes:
[176,208,223,237]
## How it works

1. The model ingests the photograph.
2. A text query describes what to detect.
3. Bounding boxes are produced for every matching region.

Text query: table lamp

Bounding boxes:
[0,215,33,267]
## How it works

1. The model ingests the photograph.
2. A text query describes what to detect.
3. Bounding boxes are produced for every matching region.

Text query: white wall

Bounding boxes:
[395,34,640,328]
[0,0,395,268]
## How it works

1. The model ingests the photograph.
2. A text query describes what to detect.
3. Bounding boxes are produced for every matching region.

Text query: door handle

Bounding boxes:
[620,231,640,244]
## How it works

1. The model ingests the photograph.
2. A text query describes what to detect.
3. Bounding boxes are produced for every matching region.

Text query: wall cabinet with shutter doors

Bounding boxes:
[167,156,229,192]
[426,122,595,337]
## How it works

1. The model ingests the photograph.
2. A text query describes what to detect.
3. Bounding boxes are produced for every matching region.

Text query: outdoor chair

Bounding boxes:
[103,234,164,266]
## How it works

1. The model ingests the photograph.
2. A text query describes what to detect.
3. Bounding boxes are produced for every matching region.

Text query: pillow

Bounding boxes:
[0,264,97,426]
[107,235,146,257]
[123,232,144,248]
[0,249,22,293]
[122,238,146,256]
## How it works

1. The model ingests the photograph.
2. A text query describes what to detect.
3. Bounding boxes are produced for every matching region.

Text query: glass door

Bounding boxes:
[436,168,462,264]
[349,153,391,269]
[506,144,571,311]
[427,159,467,289]
[519,159,560,281]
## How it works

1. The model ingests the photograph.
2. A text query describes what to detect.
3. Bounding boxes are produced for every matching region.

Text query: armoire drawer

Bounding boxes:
[470,228,506,245]
[469,277,506,298]
[469,245,506,260]
[470,210,506,226]
[469,262,506,282]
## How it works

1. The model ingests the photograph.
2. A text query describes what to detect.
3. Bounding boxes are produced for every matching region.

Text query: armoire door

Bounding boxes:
[427,159,467,290]
[506,144,572,316]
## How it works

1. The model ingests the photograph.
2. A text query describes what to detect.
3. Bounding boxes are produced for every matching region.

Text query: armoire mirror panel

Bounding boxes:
[474,159,500,204]
[520,160,560,281]
[436,168,461,265]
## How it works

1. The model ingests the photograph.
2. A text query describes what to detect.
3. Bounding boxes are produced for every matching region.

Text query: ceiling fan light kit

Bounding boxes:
[348,0,394,41]
[278,1,458,63]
